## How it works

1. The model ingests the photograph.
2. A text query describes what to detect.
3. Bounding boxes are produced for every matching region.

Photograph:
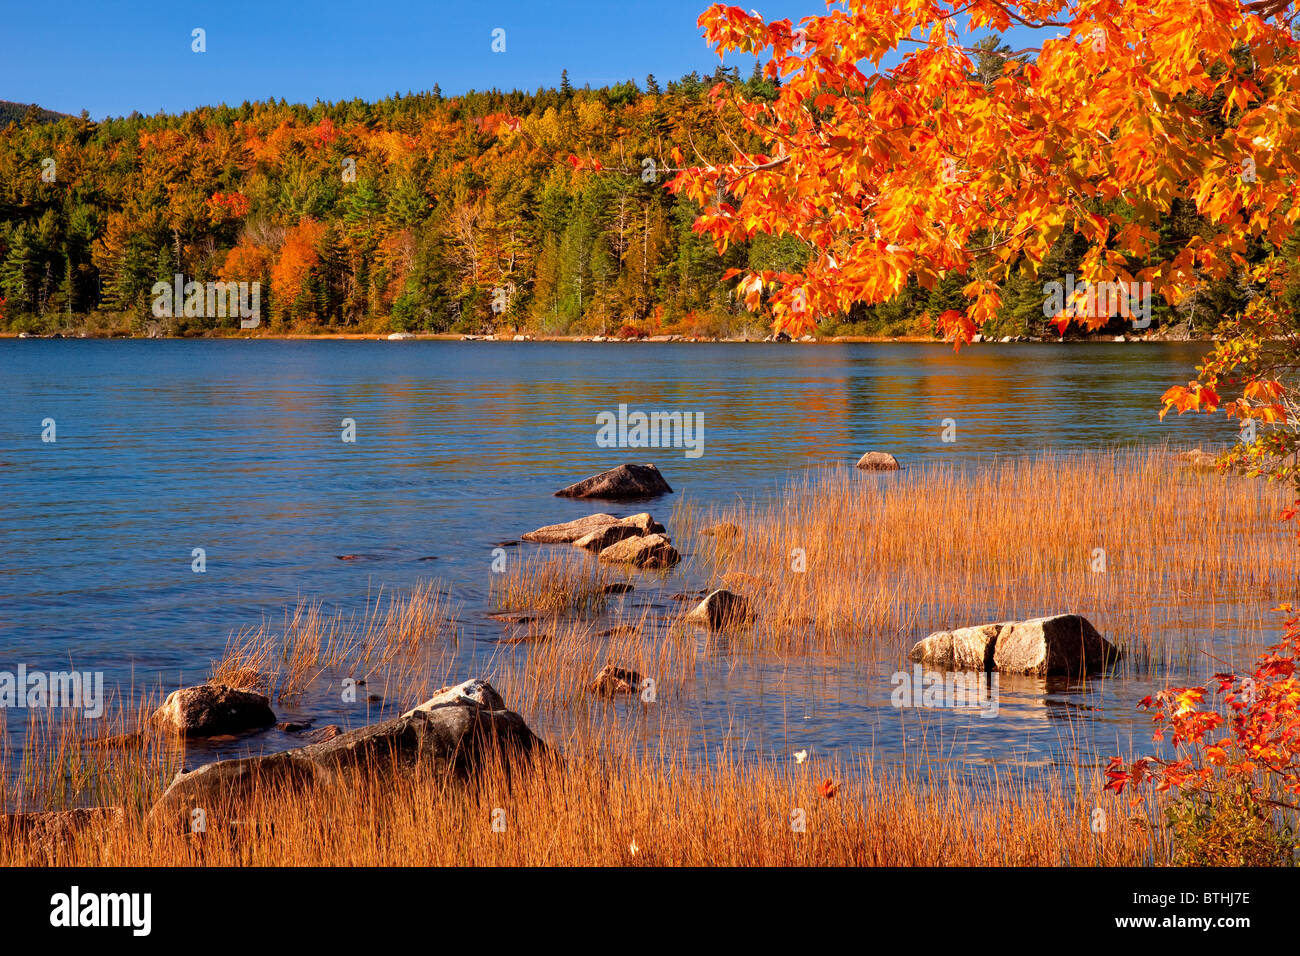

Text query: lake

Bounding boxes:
[0,339,1246,780]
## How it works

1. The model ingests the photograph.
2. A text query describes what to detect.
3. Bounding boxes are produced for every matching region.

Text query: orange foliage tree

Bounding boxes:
[1107,607,1300,806]
[271,218,326,321]
[221,240,273,294]
[679,0,1300,476]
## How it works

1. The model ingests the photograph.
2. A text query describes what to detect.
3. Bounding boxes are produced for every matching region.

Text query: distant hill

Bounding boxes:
[0,100,73,126]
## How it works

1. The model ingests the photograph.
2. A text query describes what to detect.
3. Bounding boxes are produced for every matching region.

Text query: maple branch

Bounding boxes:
[1243,0,1296,19]
[983,0,1077,28]
[897,36,1042,59]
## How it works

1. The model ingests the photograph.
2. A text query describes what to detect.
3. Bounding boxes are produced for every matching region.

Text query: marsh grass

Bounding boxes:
[490,551,628,617]
[0,744,1158,866]
[210,581,461,706]
[675,447,1298,670]
[3,695,181,816]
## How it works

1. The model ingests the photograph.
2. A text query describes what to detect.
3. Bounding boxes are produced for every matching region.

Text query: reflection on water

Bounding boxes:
[0,340,1251,777]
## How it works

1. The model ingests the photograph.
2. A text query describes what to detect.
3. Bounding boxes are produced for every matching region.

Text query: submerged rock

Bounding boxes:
[598,533,679,569]
[599,624,641,638]
[701,522,741,540]
[151,683,276,737]
[589,664,643,696]
[86,731,145,749]
[488,612,536,624]
[149,679,541,829]
[554,463,673,500]
[855,451,900,471]
[685,589,755,629]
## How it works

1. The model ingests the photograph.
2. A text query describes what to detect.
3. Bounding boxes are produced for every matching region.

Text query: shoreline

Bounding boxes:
[1,331,1217,344]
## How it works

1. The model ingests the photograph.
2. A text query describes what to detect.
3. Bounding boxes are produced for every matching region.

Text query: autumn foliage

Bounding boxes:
[1,77,798,337]
[681,0,1300,478]
[270,217,326,308]
[1107,606,1300,860]
[683,0,1300,337]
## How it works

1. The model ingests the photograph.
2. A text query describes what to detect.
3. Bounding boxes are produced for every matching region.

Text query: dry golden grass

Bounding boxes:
[3,698,181,817]
[0,745,1157,866]
[490,551,629,616]
[210,582,461,706]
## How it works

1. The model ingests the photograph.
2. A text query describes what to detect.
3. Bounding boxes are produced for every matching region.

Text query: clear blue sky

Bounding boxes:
[0,0,808,119]
[0,1,1041,119]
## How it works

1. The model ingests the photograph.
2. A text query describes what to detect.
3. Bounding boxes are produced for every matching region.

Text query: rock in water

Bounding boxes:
[910,615,1117,676]
[151,683,276,737]
[701,522,741,539]
[992,614,1119,676]
[573,523,645,553]
[400,677,505,716]
[855,452,900,471]
[554,463,673,500]
[149,679,541,830]
[909,623,1008,671]
[521,512,666,544]
[589,664,643,696]
[597,533,680,569]
[1177,449,1220,473]
[617,512,666,534]
[685,589,755,629]
[520,513,622,543]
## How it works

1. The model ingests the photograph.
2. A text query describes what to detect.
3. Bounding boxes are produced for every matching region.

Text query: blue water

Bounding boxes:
[0,339,1250,778]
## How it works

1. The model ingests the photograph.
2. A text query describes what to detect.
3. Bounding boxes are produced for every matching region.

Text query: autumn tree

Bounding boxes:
[680,0,1300,474]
